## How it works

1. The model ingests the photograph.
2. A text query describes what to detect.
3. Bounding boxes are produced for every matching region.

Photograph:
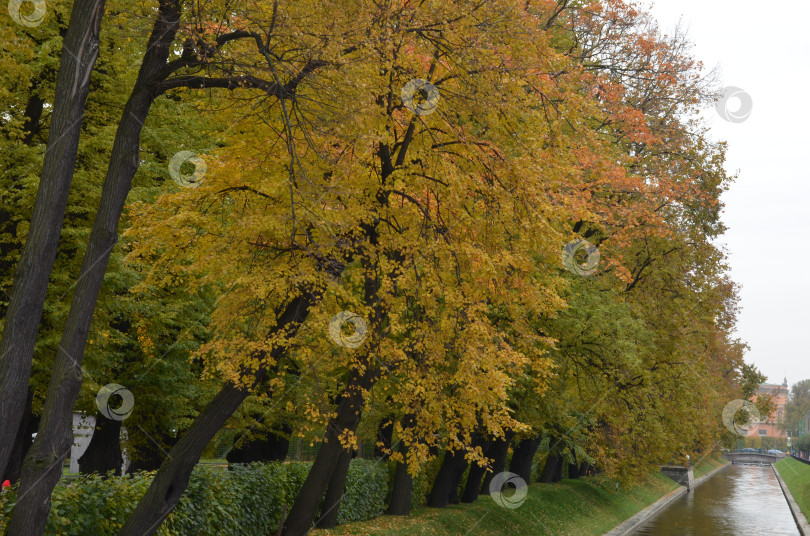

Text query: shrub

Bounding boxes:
[0,459,388,535]
[336,459,388,523]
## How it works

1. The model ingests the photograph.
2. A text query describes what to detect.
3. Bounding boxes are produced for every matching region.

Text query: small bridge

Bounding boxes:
[723,451,786,465]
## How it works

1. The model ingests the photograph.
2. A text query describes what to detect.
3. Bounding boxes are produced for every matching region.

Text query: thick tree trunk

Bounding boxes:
[284,431,345,533]
[315,448,353,528]
[461,459,487,503]
[116,293,316,536]
[461,437,493,503]
[78,415,123,476]
[448,460,467,505]
[427,448,469,508]
[6,4,179,532]
[388,456,413,515]
[120,383,252,533]
[539,447,563,484]
[554,454,564,482]
[283,242,386,536]
[283,365,376,536]
[480,432,513,495]
[387,415,415,515]
[567,453,579,479]
[509,435,541,484]
[1,388,37,484]
[0,0,105,480]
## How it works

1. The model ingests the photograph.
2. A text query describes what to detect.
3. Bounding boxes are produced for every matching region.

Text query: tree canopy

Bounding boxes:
[0,1,761,535]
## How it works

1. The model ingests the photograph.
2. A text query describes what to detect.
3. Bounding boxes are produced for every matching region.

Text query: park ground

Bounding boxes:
[316,457,727,536]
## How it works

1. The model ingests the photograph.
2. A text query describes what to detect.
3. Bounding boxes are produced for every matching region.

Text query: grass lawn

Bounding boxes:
[775,457,810,520]
[692,455,727,479]
[316,457,726,536]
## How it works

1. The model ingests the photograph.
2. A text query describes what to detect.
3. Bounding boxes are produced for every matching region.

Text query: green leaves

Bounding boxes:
[0,460,387,535]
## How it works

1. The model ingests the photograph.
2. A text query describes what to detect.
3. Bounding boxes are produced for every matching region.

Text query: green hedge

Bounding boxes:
[0,460,388,535]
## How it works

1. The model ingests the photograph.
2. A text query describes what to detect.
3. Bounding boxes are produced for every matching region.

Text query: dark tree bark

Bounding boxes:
[480,431,514,495]
[539,450,564,484]
[0,0,105,482]
[509,435,541,484]
[283,219,391,536]
[373,419,393,459]
[567,453,580,479]
[448,460,467,505]
[388,415,415,516]
[315,448,353,528]
[122,383,255,532]
[427,448,469,508]
[283,365,377,536]
[461,457,487,503]
[1,388,37,484]
[388,454,413,515]
[461,434,493,503]
[226,429,290,465]
[78,415,123,476]
[6,3,175,531]
[554,454,564,482]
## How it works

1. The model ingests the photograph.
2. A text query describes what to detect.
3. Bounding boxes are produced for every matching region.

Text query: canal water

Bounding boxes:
[634,463,799,535]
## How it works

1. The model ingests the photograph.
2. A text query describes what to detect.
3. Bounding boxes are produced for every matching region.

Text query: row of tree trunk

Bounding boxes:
[10,393,597,533]
[415,431,602,515]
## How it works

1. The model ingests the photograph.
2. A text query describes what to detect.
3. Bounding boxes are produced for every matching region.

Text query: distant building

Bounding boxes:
[746,378,788,438]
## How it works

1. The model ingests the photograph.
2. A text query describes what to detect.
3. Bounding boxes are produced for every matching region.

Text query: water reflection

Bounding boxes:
[634,464,799,536]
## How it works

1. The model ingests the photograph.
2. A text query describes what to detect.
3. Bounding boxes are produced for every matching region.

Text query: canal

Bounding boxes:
[634,463,799,535]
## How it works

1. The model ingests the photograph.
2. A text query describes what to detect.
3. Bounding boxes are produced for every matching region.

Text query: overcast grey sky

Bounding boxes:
[644,0,809,386]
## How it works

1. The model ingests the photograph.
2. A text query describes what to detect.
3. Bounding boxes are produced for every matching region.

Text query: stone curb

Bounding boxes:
[773,462,810,536]
[602,462,730,536]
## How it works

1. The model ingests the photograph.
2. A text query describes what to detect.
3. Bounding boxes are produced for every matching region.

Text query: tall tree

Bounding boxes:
[0,0,105,480]
[785,379,810,437]
[8,0,329,531]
